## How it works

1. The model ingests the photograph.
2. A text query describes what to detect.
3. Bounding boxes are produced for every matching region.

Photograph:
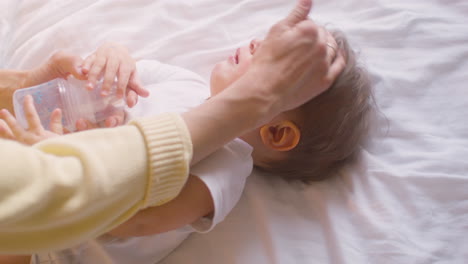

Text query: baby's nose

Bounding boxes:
[250,39,261,54]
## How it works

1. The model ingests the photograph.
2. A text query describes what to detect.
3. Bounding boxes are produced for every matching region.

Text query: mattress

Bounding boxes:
[1,0,467,263]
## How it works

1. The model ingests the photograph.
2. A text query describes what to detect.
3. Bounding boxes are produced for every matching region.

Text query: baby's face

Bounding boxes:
[210,39,262,96]
[210,31,339,167]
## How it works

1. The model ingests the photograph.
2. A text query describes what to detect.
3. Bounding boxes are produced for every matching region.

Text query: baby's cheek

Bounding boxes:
[238,60,252,77]
[210,63,232,95]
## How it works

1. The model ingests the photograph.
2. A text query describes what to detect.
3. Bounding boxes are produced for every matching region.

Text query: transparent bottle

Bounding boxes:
[13,78,125,132]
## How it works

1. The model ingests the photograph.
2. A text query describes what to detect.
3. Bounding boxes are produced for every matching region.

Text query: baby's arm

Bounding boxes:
[108,174,214,237]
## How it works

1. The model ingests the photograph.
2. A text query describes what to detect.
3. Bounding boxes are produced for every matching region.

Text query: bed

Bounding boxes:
[1,0,467,263]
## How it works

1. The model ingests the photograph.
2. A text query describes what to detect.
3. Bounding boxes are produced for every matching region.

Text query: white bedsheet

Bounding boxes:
[1,0,467,263]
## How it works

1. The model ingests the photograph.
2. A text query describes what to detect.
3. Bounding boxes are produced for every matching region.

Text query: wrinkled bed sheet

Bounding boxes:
[1,0,467,263]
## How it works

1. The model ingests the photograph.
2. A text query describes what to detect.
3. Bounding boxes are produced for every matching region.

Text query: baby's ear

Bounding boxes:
[259,120,300,151]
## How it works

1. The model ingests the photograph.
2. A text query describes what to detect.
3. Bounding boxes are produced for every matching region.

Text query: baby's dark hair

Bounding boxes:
[258,30,373,183]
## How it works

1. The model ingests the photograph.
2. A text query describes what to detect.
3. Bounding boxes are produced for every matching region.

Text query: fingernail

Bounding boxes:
[101,90,109,96]
[86,83,94,90]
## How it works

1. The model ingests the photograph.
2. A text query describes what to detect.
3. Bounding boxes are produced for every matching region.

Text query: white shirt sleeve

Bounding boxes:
[189,138,254,233]
[129,60,209,118]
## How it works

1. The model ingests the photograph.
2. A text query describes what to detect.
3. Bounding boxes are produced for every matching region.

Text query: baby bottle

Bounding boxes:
[13,78,125,132]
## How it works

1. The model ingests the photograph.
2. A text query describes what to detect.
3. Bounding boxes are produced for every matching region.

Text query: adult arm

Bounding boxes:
[0,70,28,112]
[0,113,191,254]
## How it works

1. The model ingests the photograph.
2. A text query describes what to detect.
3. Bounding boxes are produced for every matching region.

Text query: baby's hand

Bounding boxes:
[81,42,149,107]
[0,95,63,145]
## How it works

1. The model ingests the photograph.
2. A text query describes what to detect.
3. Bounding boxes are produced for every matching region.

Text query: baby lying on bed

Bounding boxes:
[0,28,372,264]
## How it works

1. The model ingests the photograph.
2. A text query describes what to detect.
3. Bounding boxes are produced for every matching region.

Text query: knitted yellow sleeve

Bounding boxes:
[0,113,192,254]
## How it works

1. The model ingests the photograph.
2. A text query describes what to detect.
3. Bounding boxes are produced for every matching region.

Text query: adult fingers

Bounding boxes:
[0,119,14,140]
[325,31,338,65]
[102,56,119,96]
[325,48,346,86]
[49,108,64,135]
[283,0,313,27]
[49,51,85,80]
[66,55,86,80]
[24,95,44,133]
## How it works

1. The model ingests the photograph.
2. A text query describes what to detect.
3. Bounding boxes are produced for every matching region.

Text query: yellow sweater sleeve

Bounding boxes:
[0,113,192,254]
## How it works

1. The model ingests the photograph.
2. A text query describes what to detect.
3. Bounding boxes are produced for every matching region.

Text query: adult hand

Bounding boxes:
[247,0,345,116]
[23,51,86,88]
[81,42,149,107]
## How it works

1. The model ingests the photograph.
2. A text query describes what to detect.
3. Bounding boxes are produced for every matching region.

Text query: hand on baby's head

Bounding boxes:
[254,29,373,183]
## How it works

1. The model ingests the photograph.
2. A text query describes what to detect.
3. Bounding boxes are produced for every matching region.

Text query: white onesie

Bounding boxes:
[33,60,253,264]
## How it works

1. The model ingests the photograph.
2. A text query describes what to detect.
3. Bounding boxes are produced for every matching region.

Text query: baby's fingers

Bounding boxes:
[24,95,44,133]
[81,54,96,77]
[75,118,99,131]
[49,109,64,135]
[129,72,149,98]
[116,64,132,99]
[104,111,126,128]
[0,119,14,140]
[0,109,24,137]
[102,57,119,96]
[126,90,138,108]
[87,56,107,90]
